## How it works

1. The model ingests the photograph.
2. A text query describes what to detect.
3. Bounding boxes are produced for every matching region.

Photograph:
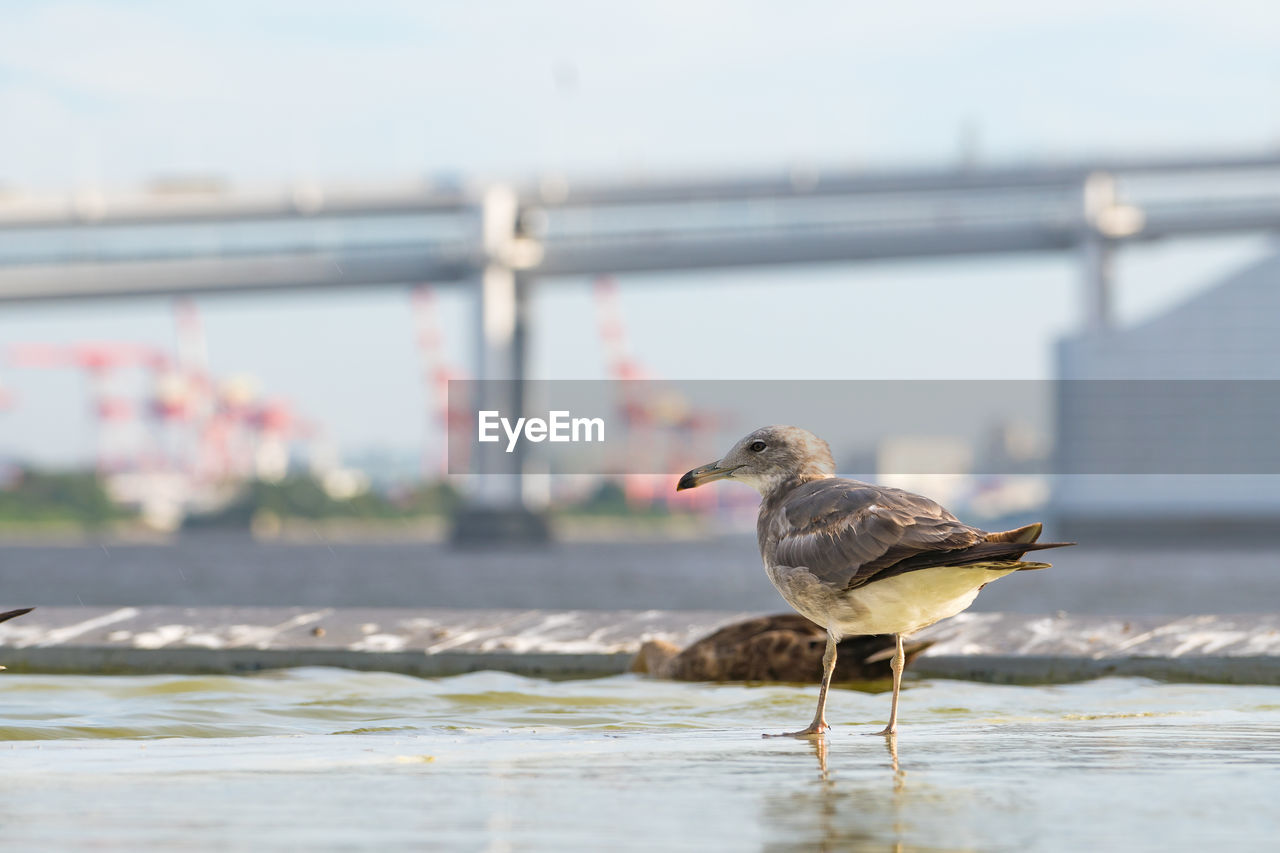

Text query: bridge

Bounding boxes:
[4,152,1279,538]
[5,152,1280,314]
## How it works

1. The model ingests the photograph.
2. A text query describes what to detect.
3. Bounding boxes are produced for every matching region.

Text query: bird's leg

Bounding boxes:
[765,633,837,738]
[875,634,905,736]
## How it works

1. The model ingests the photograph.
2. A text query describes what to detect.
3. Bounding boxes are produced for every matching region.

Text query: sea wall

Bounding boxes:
[2,607,1278,684]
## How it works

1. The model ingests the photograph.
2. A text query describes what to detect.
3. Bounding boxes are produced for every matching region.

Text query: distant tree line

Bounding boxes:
[184,477,463,529]
[0,469,128,527]
[0,469,672,533]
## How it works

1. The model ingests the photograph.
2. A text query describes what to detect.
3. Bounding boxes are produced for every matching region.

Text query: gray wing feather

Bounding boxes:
[770,479,983,590]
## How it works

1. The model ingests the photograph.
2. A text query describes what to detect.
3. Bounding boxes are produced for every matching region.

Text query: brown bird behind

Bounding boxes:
[631,613,931,683]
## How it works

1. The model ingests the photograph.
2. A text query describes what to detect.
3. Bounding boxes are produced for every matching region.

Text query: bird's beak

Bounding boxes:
[676,461,740,491]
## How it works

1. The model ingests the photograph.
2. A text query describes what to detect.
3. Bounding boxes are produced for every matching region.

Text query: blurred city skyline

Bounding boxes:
[1,1,1278,465]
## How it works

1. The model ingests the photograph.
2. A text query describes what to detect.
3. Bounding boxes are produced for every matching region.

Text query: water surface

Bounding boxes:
[1,670,1277,850]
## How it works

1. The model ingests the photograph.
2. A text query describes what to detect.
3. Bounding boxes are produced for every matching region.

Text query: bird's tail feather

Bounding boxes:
[963,540,1072,563]
[900,539,1073,573]
[986,522,1043,544]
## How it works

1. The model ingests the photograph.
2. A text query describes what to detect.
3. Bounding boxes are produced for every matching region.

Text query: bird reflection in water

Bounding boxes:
[885,732,905,794]
[806,733,902,787]
[762,734,940,853]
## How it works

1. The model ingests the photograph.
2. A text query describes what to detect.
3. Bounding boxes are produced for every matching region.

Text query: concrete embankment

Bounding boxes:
[1,607,1278,683]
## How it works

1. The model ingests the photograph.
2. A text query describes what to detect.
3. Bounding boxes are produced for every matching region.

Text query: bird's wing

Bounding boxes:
[769,479,985,590]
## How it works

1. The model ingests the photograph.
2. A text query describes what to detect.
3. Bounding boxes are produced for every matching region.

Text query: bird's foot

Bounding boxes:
[869,725,897,737]
[763,721,829,739]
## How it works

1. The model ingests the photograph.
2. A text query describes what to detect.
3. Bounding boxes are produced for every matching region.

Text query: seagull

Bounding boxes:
[676,426,1071,738]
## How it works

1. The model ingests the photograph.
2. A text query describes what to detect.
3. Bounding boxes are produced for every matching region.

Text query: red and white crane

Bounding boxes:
[411,284,469,477]
[8,341,167,472]
[592,275,721,512]
[8,299,321,489]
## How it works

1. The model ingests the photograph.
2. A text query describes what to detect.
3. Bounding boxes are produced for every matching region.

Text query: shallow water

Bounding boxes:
[2,670,1278,850]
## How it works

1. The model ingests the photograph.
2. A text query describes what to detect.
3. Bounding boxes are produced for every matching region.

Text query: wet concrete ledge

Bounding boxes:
[1,607,1278,684]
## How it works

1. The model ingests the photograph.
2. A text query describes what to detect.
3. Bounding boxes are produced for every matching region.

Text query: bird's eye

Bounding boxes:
[749,440,767,452]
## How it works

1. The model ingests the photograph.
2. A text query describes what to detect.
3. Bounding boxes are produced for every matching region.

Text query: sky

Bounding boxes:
[1,1,1278,465]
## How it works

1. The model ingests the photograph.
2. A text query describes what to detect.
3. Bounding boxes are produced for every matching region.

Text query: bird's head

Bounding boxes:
[676,425,835,497]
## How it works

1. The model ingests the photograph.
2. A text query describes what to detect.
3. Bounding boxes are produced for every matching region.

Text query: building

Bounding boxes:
[1052,249,1280,543]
